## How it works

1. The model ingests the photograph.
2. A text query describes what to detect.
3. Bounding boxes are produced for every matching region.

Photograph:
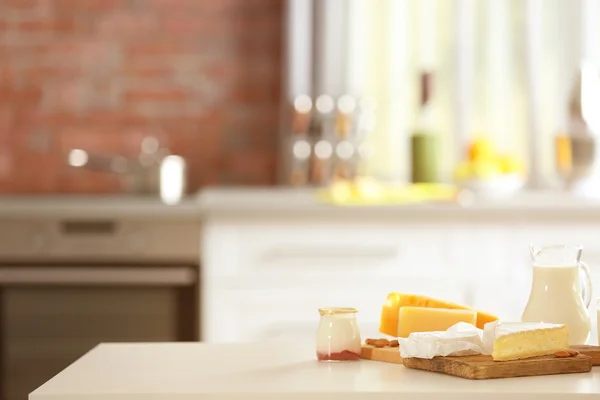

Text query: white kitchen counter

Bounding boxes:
[3,188,599,221]
[6,188,598,221]
[199,187,600,343]
[198,187,600,219]
[30,342,600,400]
[0,196,200,220]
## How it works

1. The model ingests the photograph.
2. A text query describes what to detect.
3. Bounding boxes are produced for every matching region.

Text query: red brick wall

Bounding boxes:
[0,0,283,194]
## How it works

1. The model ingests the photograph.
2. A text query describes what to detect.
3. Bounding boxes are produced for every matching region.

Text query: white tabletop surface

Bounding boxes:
[30,342,600,400]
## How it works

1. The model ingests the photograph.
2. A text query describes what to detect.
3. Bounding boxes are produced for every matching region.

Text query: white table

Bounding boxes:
[30,342,600,400]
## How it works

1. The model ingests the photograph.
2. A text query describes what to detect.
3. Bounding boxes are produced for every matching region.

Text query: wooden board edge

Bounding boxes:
[403,354,593,380]
[571,345,600,366]
[361,344,600,366]
[470,355,593,380]
[360,345,403,364]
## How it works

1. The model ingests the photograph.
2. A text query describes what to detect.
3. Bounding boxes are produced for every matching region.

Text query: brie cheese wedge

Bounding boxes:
[483,321,569,361]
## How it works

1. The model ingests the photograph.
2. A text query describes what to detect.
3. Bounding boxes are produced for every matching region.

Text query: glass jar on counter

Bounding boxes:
[316,307,361,362]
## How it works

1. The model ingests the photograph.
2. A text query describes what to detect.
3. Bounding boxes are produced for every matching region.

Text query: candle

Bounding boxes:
[346,0,370,95]
[419,0,437,70]
[313,0,345,96]
[524,0,542,188]
[581,0,600,65]
[285,0,313,99]
[387,0,410,181]
[486,0,509,149]
[453,0,475,161]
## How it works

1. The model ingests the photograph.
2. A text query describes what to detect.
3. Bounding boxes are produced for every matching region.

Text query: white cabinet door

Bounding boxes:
[203,277,470,342]
[451,224,521,279]
[203,221,456,280]
[202,218,475,342]
[452,223,524,319]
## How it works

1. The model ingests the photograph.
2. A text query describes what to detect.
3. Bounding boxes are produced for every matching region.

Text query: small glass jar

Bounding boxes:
[316,307,361,362]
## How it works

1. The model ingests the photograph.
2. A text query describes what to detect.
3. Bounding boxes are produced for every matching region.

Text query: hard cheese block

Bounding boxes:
[484,322,569,361]
[397,307,477,338]
[380,293,498,336]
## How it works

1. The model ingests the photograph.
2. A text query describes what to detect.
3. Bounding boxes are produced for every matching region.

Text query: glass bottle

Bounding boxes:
[411,71,441,183]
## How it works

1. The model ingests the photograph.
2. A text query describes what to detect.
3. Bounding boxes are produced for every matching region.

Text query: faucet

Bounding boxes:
[67,137,187,201]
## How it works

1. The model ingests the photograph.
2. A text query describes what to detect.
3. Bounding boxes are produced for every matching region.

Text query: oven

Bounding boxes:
[0,214,201,400]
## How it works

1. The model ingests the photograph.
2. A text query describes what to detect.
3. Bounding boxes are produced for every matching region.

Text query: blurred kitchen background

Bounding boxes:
[1,0,600,399]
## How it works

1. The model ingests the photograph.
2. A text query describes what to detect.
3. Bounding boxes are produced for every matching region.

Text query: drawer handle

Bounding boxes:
[60,220,118,236]
[261,245,399,266]
[0,267,196,286]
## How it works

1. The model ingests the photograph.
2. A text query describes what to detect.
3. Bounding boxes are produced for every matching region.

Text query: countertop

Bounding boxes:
[4,188,600,221]
[0,196,200,220]
[198,187,600,218]
[30,342,600,400]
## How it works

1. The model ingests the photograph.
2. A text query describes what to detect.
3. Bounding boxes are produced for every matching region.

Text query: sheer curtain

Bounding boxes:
[284,0,600,186]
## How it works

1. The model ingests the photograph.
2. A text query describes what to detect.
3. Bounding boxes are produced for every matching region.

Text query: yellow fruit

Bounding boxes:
[353,177,383,201]
[329,180,352,202]
[468,137,495,161]
[454,161,472,181]
[472,159,501,180]
[498,155,524,174]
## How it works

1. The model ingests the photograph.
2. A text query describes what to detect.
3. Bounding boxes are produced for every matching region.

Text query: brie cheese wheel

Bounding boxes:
[483,321,569,361]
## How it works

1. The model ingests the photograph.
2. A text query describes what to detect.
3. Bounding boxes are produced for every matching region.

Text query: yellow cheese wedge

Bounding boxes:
[397,306,477,338]
[489,322,569,361]
[379,293,498,337]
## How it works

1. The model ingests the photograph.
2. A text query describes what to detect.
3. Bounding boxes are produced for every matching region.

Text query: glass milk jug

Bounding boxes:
[522,245,592,345]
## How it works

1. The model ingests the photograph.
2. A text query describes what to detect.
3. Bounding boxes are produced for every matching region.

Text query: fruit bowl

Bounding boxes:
[454,136,526,198]
[459,174,525,198]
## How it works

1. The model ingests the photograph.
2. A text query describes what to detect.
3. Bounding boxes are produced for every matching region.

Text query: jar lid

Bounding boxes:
[318,307,358,316]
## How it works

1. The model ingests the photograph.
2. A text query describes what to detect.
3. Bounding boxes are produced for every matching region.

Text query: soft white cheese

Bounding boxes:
[482,321,568,360]
[482,321,565,353]
[399,322,487,359]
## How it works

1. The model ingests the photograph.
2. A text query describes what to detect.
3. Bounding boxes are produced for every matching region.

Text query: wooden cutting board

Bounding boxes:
[361,344,600,380]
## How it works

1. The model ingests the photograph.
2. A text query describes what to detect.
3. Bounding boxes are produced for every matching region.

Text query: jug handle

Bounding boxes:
[579,261,593,308]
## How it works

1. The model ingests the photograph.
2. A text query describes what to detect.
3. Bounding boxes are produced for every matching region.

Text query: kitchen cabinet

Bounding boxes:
[3,287,178,400]
[203,220,472,342]
[200,188,600,344]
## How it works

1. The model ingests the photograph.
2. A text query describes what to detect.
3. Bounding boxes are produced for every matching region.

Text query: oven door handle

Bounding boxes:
[0,266,196,286]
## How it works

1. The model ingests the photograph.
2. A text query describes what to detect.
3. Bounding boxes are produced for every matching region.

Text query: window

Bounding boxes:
[284,0,600,186]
